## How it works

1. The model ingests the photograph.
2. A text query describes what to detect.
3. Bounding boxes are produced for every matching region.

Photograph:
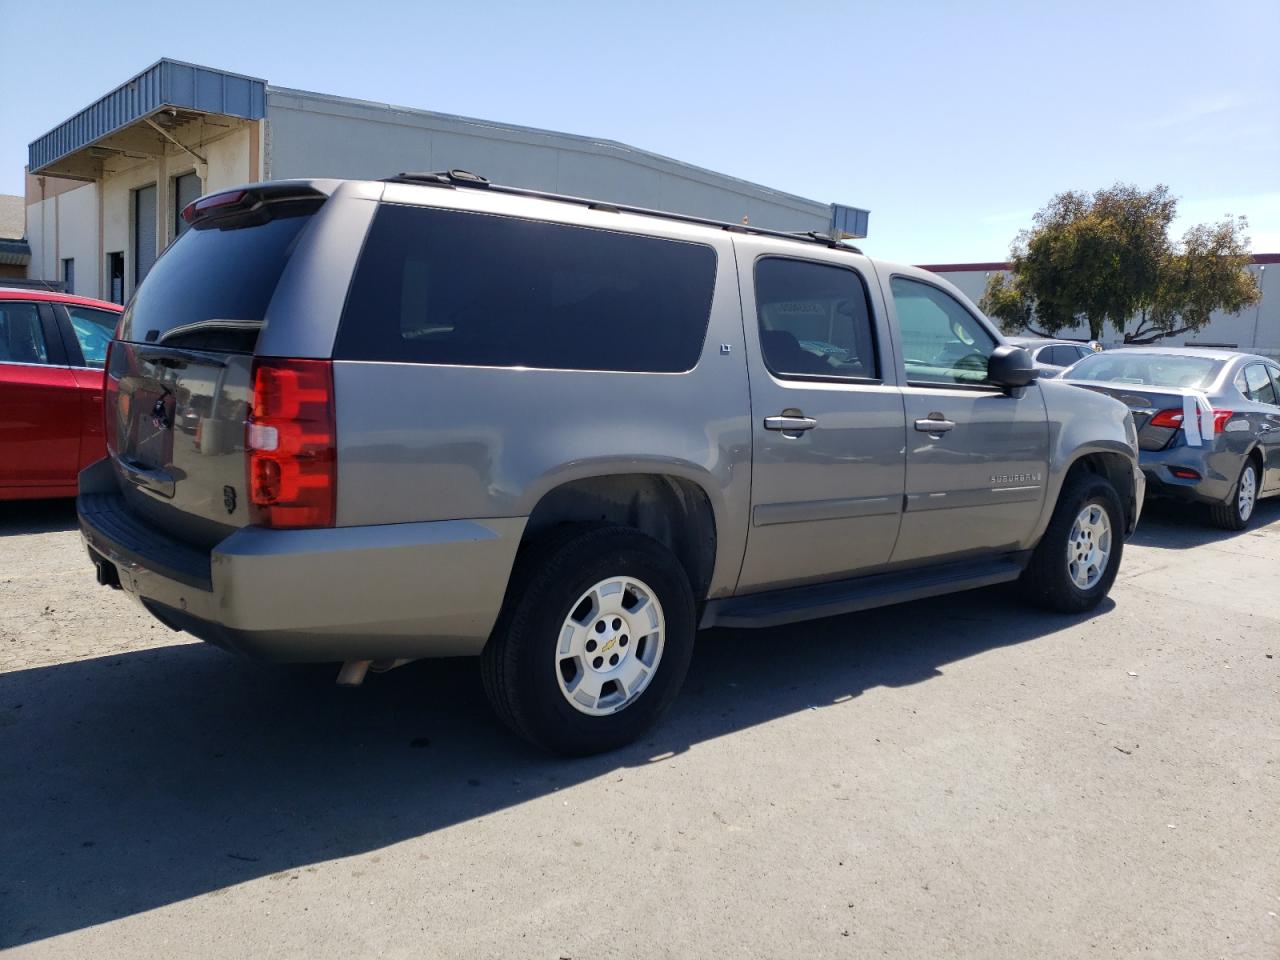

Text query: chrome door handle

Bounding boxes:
[915,417,956,433]
[764,415,818,432]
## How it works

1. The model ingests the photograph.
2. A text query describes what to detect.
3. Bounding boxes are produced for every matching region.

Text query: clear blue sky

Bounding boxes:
[1,0,1276,263]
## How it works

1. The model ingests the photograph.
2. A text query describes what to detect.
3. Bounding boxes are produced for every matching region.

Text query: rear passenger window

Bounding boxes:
[1050,345,1082,367]
[65,307,118,368]
[1243,363,1278,405]
[753,257,877,380]
[336,205,717,373]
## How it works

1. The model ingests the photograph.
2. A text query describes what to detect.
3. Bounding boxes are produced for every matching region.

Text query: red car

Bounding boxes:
[0,288,122,500]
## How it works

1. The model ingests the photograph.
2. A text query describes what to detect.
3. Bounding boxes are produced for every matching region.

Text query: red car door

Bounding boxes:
[0,301,82,496]
[56,303,119,472]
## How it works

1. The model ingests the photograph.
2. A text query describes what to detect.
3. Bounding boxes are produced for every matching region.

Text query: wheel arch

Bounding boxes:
[1035,442,1139,543]
[522,472,720,601]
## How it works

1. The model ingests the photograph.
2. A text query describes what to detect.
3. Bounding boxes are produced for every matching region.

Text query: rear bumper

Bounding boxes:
[1139,445,1235,505]
[78,469,524,662]
[1129,459,1145,534]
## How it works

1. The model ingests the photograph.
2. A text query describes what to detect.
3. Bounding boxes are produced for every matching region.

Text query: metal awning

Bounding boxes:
[0,238,31,266]
[28,59,266,181]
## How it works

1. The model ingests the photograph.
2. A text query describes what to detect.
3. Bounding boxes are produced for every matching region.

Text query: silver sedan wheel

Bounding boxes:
[555,576,665,717]
[1066,503,1113,591]
[1238,464,1257,522]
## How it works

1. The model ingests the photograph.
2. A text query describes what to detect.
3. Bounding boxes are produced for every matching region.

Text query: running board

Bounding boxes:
[700,552,1031,630]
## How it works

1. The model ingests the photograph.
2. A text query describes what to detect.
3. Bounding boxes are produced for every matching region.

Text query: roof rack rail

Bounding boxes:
[379,170,860,254]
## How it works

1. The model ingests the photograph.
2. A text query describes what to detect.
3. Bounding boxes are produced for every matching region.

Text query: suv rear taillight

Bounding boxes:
[246,358,336,528]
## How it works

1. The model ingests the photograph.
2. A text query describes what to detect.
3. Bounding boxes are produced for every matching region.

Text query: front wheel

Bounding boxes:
[481,524,695,755]
[1208,459,1258,531]
[1021,472,1124,613]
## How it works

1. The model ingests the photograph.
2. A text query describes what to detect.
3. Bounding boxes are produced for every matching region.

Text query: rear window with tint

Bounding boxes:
[118,208,316,351]
[334,205,718,372]
[1064,353,1223,389]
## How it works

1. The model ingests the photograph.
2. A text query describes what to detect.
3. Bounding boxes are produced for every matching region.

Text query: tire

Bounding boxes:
[481,524,696,756]
[1208,458,1258,531]
[1021,471,1124,613]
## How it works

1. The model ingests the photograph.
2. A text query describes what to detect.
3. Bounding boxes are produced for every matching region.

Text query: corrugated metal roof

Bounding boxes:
[28,59,266,174]
[0,238,31,266]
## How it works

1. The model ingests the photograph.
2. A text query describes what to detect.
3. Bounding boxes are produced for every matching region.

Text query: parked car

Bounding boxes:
[1062,347,1280,529]
[78,173,1143,754]
[1007,337,1100,378]
[0,288,121,500]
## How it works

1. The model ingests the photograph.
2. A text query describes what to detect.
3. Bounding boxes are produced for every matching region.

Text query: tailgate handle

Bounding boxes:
[118,456,177,499]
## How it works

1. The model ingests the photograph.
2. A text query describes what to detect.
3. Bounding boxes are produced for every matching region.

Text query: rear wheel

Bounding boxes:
[1208,459,1258,531]
[1021,472,1124,613]
[481,524,695,755]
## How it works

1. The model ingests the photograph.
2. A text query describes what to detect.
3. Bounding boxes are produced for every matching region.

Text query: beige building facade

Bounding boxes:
[24,59,860,304]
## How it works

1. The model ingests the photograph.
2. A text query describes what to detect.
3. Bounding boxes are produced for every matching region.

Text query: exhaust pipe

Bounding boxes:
[336,660,371,686]
[335,658,414,686]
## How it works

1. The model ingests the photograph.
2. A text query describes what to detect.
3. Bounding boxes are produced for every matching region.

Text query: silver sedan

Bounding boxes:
[1062,347,1280,529]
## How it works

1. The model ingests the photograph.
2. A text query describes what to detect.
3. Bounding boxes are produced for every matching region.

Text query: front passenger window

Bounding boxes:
[754,257,878,380]
[890,277,996,385]
[0,303,49,365]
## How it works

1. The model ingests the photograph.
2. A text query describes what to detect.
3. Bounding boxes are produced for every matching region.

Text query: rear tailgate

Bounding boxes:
[106,342,254,548]
[102,186,326,549]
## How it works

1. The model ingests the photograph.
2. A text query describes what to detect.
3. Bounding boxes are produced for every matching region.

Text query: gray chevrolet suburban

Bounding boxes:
[79,172,1144,754]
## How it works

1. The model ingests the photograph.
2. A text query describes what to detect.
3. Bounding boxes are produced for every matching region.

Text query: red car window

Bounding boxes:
[0,302,49,364]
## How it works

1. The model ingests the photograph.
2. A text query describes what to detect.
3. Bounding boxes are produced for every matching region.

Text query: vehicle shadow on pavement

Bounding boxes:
[0,587,1111,947]
[1128,497,1280,551]
[0,499,78,537]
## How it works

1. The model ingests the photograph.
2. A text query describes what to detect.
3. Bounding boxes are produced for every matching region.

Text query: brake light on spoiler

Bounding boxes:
[181,189,248,224]
[246,358,336,528]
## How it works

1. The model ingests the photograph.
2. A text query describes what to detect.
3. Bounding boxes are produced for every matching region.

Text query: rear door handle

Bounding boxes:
[764,415,818,433]
[915,417,956,433]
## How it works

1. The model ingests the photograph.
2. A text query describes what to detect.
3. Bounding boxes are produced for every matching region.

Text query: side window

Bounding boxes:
[1243,363,1278,406]
[890,276,996,385]
[1268,367,1280,405]
[0,302,50,365]
[65,307,118,368]
[1044,345,1069,366]
[1055,345,1084,366]
[753,257,877,380]
[336,205,717,373]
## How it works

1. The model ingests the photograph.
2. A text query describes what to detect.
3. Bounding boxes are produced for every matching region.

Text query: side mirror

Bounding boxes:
[988,345,1039,391]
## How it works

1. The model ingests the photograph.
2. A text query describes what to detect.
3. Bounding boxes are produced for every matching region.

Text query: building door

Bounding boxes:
[107,253,124,304]
[134,184,158,288]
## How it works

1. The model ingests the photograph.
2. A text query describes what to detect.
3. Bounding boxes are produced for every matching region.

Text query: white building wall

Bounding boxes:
[27,121,260,301]
[25,182,98,295]
[933,263,1278,358]
[264,88,832,233]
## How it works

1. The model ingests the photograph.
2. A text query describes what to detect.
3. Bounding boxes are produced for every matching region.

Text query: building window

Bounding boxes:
[173,172,202,239]
[62,258,75,295]
[107,252,124,304]
[134,183,158,287]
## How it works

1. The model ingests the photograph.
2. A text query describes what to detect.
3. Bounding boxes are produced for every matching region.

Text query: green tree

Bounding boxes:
[981,184,1260,344]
